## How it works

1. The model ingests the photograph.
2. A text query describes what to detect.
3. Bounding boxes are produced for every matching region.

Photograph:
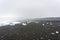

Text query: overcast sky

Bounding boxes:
[0,0,60,19]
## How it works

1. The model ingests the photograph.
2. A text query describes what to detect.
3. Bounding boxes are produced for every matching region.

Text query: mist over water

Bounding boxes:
[0,0,60,26]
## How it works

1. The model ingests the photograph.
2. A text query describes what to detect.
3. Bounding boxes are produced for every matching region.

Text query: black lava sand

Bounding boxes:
[0,21,60,40]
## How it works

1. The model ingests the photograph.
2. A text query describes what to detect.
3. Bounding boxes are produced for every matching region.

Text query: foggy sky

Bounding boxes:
[0,0,60,19]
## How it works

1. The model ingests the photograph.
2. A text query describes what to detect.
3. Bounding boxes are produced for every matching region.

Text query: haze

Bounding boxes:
[0,0,60,19]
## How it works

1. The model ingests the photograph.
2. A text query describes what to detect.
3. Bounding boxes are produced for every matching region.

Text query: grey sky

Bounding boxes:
[0,0,60,19]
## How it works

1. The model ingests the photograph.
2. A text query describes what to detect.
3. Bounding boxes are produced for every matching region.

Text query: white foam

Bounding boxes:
[22,23,27,26]
[0,21,21,26]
